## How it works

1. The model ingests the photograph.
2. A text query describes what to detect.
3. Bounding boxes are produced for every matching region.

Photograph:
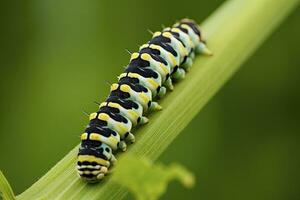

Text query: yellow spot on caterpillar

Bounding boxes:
[153,31,161,38]
[116,124,127,134]
[81,133,88,140]
[173,22,180,27]
[108,137,119,146]
[176,42,188,56]
[89,134,119,149]
[99,102,106,108]
[120,84,131,92]
[130,52,139,60]
[98,113,110,121]
[169,53,178,66]
[128,110,139,119]
[140,93,149,103]
[159,63,169,74]
[89,113,97,120]
[128,73,140,79]
[181,45,188,55]
[108,102,121,109]
[162,32,172,38]
[78,155,110,167]
[110,83,118,91]
[181,24,191,31]
[171,27,181,33]
[90,133,101,141]
[119,73,126,79]
[148,78,159,88]
[140,44,149,49]
[149,44,160,50]
[141,53,151,61]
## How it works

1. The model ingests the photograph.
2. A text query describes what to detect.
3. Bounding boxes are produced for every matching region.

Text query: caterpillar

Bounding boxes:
[77,18,212,182]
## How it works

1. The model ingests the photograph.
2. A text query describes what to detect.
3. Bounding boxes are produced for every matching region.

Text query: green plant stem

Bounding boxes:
[0,171,16,200]
[15,0,299,199]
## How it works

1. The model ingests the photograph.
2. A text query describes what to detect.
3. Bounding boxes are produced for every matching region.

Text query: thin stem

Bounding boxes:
[0,171,16,200]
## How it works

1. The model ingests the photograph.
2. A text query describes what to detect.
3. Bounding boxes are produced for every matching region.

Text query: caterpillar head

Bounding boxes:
[77,140,112,182]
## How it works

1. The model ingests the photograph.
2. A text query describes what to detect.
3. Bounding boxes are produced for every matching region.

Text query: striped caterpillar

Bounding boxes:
[77,19,212,182]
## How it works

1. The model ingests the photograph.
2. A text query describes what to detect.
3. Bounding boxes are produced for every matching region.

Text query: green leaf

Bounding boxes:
[111,154,194,200]
[16,0,299,199]
[0,171,16,200]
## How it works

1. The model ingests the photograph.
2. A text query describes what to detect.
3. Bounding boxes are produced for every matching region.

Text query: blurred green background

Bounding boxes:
[0,0,299,199]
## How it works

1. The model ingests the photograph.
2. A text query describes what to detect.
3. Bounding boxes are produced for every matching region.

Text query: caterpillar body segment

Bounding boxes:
[151,31,188,64]
[118,72,166,99]
[138,44,186,81]
[89,111,132,141]
[129,52,173,90]
[124,66,168,98]
[106,96,150,125]
[99,99,148,127]
[149,30,191,78]
[110,83,161,112]
[165,27,194,52]
[82,126,120,151]
[139,43,180,68]
[130,52,171,81]
[163,27,195,71]
[173,19,212,56]
[89,112,130,152]
[173,23,201,48]
[77,18,212,182]
[142,42,186,80]
[125,56,169,90]
[117,76,163,111]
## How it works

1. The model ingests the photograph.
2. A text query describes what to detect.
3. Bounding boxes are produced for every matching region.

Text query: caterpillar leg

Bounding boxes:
[172,67,186,81]
[118,141,127,151]
[190,51,195,60]
[125,132,135,143]
[157,86,166,99]
[181,57,193,72]
[139,116,149,125]
[149,101,162,112]
[110,154,117,165]
[196,42,213,56]
[163,77,174,91]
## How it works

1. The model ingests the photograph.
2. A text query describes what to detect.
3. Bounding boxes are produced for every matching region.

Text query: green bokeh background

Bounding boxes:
[0,0,299,199]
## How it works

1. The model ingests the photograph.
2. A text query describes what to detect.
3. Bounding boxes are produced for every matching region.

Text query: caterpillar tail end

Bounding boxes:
[197,42,213,56]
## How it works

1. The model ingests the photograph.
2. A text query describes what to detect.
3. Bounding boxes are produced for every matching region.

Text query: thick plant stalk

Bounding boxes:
[12,0,299,199]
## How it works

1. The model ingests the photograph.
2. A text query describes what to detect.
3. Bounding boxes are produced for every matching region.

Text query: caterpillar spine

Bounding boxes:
[77,19,211,182]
